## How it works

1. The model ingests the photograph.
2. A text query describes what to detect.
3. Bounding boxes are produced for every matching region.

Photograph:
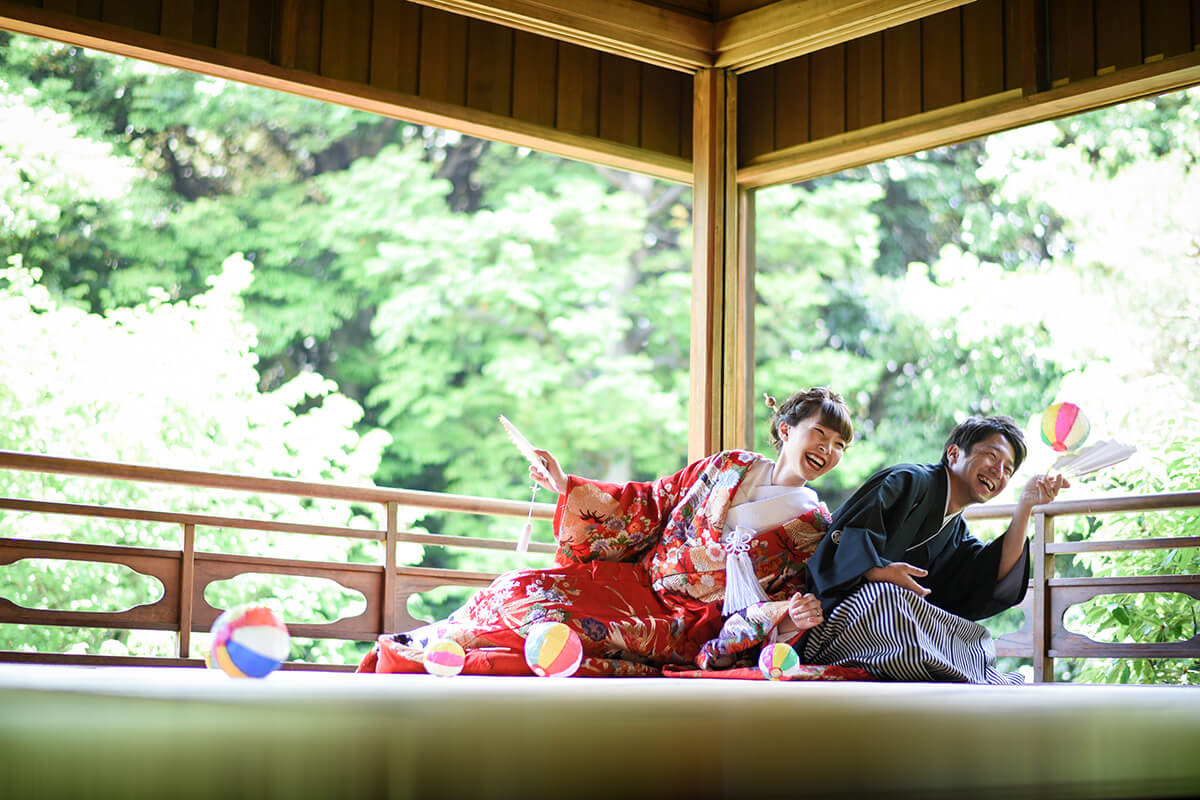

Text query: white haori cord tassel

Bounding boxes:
[516,483,537,553]
[722,525,768,615]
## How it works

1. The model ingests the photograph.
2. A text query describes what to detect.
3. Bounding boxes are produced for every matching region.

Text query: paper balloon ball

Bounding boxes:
[1041,402,1090,452]
[758,642,802,680]
[424,638,466,677]
[206,604,290,678]
[523,621,583,678]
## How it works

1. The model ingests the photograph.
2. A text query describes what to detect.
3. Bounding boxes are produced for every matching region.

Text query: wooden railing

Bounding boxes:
[0,450,556,671]
[965,492,1200,681]
[2,449,1198,679]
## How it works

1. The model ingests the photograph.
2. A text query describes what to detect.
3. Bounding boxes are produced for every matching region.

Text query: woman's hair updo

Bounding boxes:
[765,387,854,453]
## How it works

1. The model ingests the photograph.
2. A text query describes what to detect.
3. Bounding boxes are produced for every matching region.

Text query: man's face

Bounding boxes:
[947,432,1016,505]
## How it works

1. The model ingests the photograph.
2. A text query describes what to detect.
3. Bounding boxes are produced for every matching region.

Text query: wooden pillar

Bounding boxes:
[732,188,756,449]
[690,67,754,460]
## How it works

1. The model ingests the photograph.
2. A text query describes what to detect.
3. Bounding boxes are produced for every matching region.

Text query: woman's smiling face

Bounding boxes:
[775,415,847,485]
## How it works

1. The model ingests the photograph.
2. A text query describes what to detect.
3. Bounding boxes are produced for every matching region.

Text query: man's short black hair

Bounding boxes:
[941,415,1027,472]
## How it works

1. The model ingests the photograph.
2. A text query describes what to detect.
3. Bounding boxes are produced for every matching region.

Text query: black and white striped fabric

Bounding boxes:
[801,581,1023,685]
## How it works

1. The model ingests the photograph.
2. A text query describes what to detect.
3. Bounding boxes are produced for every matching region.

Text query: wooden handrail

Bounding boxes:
[964,490,1200,520]
[1047,537,1200,554]
[0,497,557,554]
[0,497,384,540]
[0,450,556,519]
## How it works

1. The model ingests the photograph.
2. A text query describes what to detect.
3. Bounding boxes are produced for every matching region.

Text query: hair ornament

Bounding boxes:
[763,393,778,413]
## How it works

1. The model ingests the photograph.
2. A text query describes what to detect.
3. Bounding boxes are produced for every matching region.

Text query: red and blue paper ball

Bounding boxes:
[206,604,290,678]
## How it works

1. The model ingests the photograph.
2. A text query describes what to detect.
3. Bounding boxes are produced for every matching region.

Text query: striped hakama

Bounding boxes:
[801,581,1023,685]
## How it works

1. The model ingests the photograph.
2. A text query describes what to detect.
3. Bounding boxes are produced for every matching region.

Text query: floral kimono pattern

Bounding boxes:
[359,451,862,679]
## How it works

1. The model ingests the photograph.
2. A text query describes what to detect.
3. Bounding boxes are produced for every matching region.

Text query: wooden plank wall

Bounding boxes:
[739,0,1200,165]
[2,0,692,164]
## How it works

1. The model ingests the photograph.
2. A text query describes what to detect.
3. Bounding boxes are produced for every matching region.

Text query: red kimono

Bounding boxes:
[359,451,866,679]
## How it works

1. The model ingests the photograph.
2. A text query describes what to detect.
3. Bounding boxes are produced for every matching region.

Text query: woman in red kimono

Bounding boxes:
[359,387,854,677]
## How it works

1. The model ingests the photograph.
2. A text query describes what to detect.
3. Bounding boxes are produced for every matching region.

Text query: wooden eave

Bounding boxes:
[2,1,1198,188]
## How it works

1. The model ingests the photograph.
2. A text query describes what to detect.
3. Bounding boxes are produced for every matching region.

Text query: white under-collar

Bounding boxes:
[906,468,960,552]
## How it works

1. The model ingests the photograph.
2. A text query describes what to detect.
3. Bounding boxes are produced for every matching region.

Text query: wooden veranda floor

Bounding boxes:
[2,664,1198,799]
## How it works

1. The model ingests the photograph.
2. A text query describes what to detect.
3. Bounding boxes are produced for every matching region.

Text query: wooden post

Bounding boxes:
[383,501,398,634]
[690,67,754,460]
[731,187,756,450]
[178,523,195,659]
[1032,511,1055,681]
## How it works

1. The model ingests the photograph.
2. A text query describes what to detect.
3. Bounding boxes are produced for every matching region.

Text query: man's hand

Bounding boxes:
[1018,473,1070,508]
[864,562,930,597]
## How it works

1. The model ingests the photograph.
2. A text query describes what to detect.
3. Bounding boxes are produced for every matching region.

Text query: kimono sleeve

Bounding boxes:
[695,600,794,670]
[925,529,1030,620]
[805,467,915,613]
[551,457,714,566]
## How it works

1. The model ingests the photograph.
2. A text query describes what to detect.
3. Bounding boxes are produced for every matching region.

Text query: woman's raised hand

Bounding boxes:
[530,448,567,494]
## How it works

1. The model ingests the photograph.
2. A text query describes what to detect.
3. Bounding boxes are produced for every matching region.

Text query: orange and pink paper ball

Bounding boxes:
[424,638,466,677]
[523,621,583,677]
[1041,402,1090,452]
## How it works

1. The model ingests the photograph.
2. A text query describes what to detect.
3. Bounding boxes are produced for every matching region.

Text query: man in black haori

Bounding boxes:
[803,415,1069,684]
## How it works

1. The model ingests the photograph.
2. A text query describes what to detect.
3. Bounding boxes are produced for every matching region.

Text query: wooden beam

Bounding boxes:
[714,0,977,72]
[738,47,1200,186]
[690,68,750,459]
[407,0,713,72]
[410,0,984,74]
[0,5,691,184]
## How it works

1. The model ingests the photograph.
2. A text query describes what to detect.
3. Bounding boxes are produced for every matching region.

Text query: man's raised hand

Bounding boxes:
[1019,473,1070,508]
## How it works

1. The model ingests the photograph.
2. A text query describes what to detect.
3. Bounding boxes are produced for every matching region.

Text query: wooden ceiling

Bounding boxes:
[3,1,1197,186]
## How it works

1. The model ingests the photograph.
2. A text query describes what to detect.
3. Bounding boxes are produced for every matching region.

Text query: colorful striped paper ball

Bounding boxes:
[424,638,466,677]
[758,642,802,680]
[206,604,290,679]
[1041,402,1090,452]
[523,621,583,678]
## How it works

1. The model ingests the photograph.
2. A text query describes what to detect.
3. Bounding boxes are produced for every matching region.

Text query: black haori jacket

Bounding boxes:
[806,463,1029,620]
